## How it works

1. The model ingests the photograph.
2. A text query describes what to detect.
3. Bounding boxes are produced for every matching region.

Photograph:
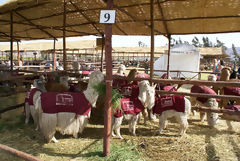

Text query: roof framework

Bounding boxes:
[0,0,239,41]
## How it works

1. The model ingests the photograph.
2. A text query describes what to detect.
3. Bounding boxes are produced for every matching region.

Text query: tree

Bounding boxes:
[232,44,240,64]
[192,37,201,47]
[202,36,211,47]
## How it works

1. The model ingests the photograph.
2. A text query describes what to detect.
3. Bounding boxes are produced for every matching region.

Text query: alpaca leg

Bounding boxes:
[200,112,206,122]
[40,113,57,143]
[176,114,188,136]
[226,120,233,131]
[111,117,116,137]
[51,136,58,143]
[79,117,88,134]
[159,115,167,135]
[30,105,39,130]
[132,115,139,136]
[115,117,124,139]
[25,103,30,124]
[142,109,148,125]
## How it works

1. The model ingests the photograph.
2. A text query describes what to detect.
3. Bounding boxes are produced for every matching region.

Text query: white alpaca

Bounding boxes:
[25,77,47,130]
[147,90,191,135]
[190,85,219,127]
[35,71,104,143]
[111,80,156,139]
[116,64,126,76]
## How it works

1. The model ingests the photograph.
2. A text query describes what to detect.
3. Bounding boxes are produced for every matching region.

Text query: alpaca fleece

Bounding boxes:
[152,95,185,115]
[41,92,91,116]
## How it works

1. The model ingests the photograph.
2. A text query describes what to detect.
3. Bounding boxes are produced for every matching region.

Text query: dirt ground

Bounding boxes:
[0,85,240,161]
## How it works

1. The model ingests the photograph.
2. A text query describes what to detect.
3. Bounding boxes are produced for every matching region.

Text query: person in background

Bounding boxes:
[237,64,240,75]
[144,59,149,74]
[217,59,225,74]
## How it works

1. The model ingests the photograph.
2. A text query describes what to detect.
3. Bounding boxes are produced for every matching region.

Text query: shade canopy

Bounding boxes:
[0,0,240,41]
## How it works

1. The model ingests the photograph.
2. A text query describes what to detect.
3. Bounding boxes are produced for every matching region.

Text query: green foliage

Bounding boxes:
[81,140,141,161]
[93,82,122,111]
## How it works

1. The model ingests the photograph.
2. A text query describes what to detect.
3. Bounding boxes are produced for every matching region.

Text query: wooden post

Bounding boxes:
[166,35,171,79]
[53,39,56,71]
[63,0,67,70]
[17,41,20,66]
[103,0,113,156]
[100,34,104,72]
[150,0,154,84]
[10,11,13,71]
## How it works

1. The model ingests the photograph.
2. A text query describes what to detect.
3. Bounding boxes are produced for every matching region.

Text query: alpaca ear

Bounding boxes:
[153,84,157,88]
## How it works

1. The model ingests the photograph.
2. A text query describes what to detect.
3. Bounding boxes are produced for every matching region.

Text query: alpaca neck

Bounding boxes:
[83,87,99,107]
[117,70,124,76]
[37,84,47,92]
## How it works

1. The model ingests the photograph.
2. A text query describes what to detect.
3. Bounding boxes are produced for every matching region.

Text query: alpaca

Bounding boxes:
[146,87,191,135]
[111,80,156,139]
[112,64,127,89]
[190,85,219,127]
[35,71,104,143]
[25,77,47,130]
[222,105,240,131]
[45,75,69,92]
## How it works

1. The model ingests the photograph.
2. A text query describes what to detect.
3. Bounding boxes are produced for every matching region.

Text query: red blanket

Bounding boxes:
[225,105,240,111]
[25,88,42,106]
[132,73,149,85]
[191,85,218,104]
[41,92,91,116]
[120,84,139,98]
[224,87,240,96]
[114,98,145,118]
[152,95,185,115]
[112,73,127,88]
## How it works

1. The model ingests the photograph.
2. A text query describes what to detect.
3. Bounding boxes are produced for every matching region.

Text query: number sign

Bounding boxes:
[99,10,116,24]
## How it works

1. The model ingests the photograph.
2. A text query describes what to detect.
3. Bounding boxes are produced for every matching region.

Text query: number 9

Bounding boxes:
[104,13,110,22]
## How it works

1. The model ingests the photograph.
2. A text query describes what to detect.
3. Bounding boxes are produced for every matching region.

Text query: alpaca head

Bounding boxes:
[59,76,69,88]
[220,67,231,81]
[33,79,47,92]
[208,74,217,82]
[88,71,104,87]
[117,64,126,75]
[138,80,156,110]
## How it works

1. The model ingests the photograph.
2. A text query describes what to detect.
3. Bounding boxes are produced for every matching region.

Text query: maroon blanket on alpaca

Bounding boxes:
[41,92,91,116]
[114,98,145,118]
[112,73,127,89]
[25,88,42,106]
[224,87,240,96]
[120,84,140,98]
[152,95,185,115]
[191,85,218,104]
[114,84,144,117]
[225,105,240,111]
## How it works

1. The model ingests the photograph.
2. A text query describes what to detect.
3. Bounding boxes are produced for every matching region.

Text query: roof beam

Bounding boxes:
[14,11,57,40]
[69,0,102,34]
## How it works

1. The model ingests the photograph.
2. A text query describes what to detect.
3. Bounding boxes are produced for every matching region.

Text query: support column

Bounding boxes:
[17,41,19,67]
[167,35,171,79]
[53,39,56,71]
[103,0,113,156]
[10,11,13,71]
[150,0,154,84]
[63,0,67,70]
[100,34,104,72]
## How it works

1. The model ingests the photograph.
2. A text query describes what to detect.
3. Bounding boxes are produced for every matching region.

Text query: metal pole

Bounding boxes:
[167,35,171,79]
[10,11,13,71]
[100,34,104,72]
[63,0,67,70]
[53,39,56,71]
[103,0,113,156]
[150,0,154,84]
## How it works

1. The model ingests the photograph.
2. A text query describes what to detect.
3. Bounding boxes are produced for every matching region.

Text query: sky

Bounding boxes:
[0,0,240,48]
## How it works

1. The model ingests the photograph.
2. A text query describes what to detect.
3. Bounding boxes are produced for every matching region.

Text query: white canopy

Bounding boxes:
[154,44,200,78]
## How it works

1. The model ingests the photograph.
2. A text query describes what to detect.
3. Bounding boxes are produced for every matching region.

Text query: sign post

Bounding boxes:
[100,0,115,157]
